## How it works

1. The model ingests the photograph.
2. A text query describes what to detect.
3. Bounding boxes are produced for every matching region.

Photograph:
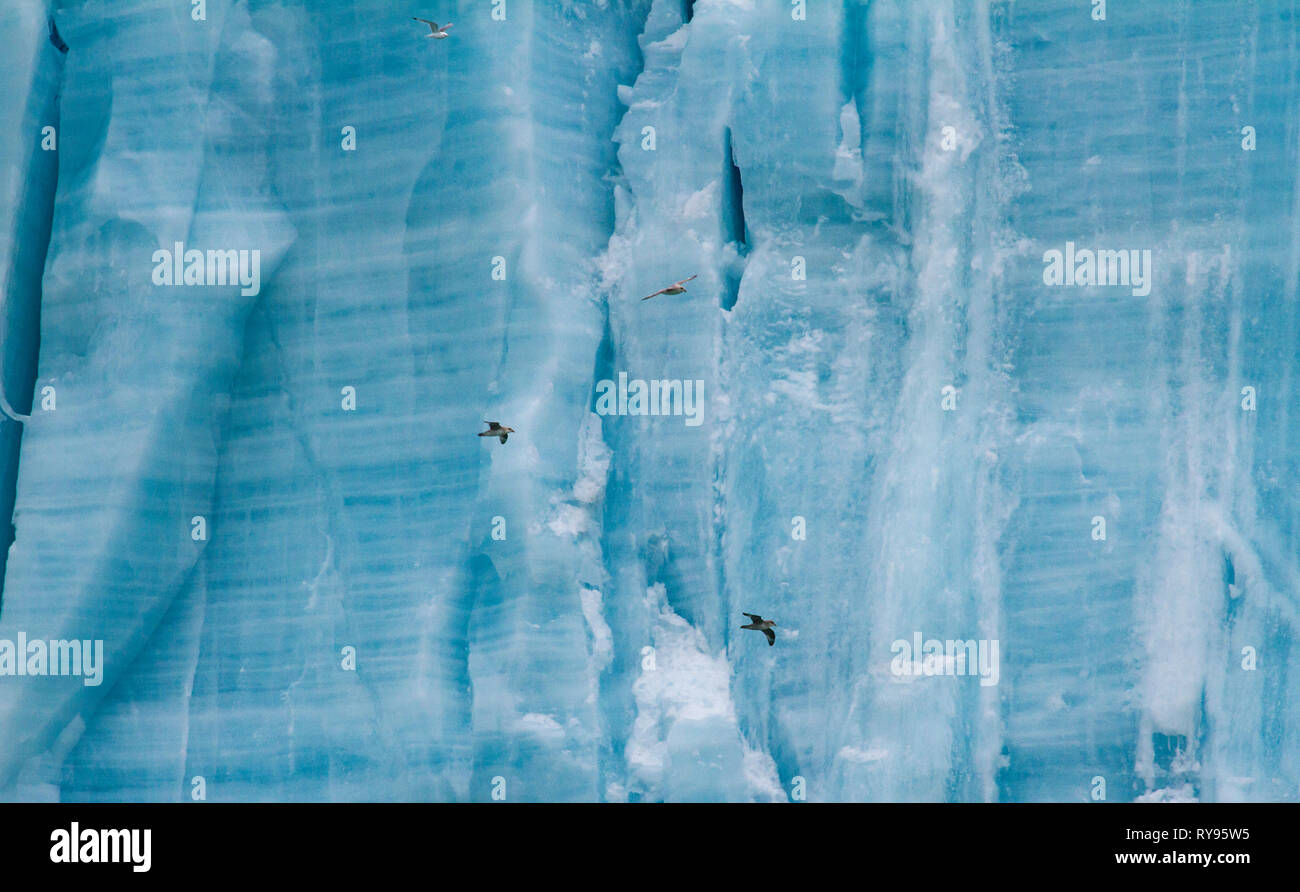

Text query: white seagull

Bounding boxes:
[478,421,515,444]
[640,274,697,301]
[413,17,453,38]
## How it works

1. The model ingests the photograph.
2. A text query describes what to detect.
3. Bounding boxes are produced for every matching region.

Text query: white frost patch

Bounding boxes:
[1135,783,1198,803]
[547,503,589,538]
[636,588,733,724]
[833,100,864,201]
[517,712,565,741]
[1137,492,1219,735]
[743,745,786,802]
[681,180,720,220]
[596,228,634,291]
[838,745,889,764]
[616,85,663,111]
[648,26,690,52]
[764,330,831,411]
[626,584,738,789]
[769,369,826,410]
[580,586,614,671]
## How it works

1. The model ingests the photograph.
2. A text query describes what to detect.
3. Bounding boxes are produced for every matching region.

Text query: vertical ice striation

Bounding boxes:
[2,0,656,801]
[995,0,1300,803]
[0,0,1296,802]
[0,2,63,608]
[0,0,299,796]
[606,0,1016,802]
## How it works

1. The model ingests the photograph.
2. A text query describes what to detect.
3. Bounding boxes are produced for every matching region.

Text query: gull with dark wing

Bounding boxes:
[741,613,776,646]
[478,421,515,444]
[413,17,453,38]
[640,274,697,301]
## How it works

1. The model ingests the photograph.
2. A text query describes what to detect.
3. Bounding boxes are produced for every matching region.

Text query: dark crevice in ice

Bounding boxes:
[48,17,68,54]
[1223,551,1243,625]
[720,127,748,311]
[589,301,616,415]
[683,0,696,24]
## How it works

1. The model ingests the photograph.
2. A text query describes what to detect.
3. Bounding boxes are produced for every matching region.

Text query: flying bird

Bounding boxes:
[640,274,697,301]
[478,421,514,444]
[741,613,776,646]
[413,17,453,38]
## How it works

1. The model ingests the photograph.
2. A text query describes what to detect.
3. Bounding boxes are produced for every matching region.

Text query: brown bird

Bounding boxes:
[640,274,697,301]
[478,421,515,444]
[741,613,776,646]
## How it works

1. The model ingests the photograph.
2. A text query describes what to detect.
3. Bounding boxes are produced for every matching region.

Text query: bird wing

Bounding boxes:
[441,22,453,30]
[743,613,762,622]
[675,275,698,287]
[484,421,502,430]
[640,288,668,301]
[764,628,775,646]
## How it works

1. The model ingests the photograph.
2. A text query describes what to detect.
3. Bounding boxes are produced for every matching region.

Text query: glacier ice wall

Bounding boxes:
[0,3,62,607]
[0,0,1297,802]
